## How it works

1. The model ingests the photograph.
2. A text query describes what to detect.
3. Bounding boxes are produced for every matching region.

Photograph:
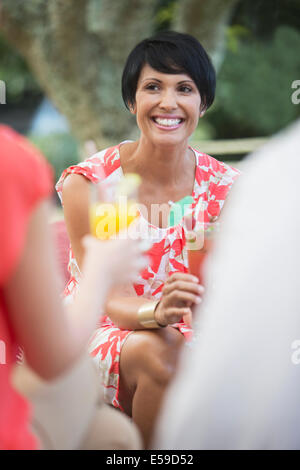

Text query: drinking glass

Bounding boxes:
[89,174,141,240]
[185,221,220,285]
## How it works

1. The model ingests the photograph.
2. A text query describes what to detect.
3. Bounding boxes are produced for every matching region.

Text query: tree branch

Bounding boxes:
[46,0,92,77]
[0,0,36,54]
[172,0,239,70]
[86,0,158,60]
[1,0,46,23]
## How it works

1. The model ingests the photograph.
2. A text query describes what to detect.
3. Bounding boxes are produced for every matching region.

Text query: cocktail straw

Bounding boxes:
[182,211,194,232]
[194,199,205,225]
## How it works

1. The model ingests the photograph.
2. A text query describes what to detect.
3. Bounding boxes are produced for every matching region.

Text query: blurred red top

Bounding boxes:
[0,125,53,450]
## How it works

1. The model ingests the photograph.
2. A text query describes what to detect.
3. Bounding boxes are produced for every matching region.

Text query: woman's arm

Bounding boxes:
[62,174,203,331]
[61,173,91,270]
[62,173,151,328]
[3,199,146,380]
[104,294,155,330]
[105,272,203,330]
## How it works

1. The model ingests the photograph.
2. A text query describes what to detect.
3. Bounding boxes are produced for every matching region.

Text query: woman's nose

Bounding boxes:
[159,89,178,110]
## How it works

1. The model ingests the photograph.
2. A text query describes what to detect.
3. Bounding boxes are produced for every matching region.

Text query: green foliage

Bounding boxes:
[231,0,300,40]
[193,120,217,141]
[154,0,178,31]
[226,25,250,54]
[29,133,80,185]
[0,34,41,102]
[207,26,300,138]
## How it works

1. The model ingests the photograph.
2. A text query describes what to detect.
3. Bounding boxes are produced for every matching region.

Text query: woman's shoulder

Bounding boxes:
[56,142,125,197]
[85,142,124,176]
[191,145,240,183]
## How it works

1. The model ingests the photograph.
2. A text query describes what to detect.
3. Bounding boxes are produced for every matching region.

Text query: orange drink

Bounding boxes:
[89,173,141,240]
[90,200,139,240]
[186,223,219,285]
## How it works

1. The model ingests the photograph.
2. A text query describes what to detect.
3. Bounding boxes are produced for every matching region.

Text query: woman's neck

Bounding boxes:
[120,137,195,187]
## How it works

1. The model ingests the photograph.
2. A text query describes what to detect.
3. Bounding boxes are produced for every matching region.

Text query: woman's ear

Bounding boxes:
[199,106,206,118]
[129,103,137,115]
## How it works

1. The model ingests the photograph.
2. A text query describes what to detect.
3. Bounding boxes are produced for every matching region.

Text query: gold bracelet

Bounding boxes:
[137,301,164,329]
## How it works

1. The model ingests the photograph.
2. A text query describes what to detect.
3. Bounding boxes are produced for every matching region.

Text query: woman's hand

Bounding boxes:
[82,235,149,288]
[154,273,204,328]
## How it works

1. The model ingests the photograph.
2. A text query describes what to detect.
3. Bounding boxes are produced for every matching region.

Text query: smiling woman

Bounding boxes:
[56,31,239,448]
[131,64,202,148]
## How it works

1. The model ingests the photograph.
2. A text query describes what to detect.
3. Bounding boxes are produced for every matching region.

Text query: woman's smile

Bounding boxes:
[151,114,185,131]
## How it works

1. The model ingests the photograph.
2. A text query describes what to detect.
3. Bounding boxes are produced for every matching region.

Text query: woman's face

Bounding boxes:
[132,63,203,147]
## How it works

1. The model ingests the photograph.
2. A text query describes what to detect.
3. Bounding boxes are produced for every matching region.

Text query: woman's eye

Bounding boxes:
[145,84,160,91]
[179,86,192,93]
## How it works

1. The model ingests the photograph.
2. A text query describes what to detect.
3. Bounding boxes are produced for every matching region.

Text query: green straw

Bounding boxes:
[168,196,194,227]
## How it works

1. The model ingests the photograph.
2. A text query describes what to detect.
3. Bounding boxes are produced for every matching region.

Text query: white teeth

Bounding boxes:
[154,118,182,126]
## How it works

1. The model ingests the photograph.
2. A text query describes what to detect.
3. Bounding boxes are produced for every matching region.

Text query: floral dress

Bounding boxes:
[56,141,239,410]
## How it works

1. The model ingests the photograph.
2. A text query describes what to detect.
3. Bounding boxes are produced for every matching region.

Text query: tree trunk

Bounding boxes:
[0,0,238,146]
[172,0,239,70]
[0,0,157,146]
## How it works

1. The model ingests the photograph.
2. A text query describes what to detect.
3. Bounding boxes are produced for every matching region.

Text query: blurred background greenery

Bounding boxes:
[0,0,299,184]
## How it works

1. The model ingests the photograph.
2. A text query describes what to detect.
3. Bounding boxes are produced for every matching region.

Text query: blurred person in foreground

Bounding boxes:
[58,31,239,447]
[0,125,147,450]
[154,119,300,450]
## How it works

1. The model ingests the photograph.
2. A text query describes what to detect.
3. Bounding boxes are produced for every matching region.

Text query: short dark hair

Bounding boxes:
[121,31,216,112]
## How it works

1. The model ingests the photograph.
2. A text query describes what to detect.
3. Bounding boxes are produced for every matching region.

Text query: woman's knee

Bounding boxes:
[120,328,184,389]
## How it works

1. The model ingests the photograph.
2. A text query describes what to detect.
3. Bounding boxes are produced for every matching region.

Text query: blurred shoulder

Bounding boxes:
[56,142,125,200]
[0,125,53,186]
